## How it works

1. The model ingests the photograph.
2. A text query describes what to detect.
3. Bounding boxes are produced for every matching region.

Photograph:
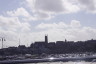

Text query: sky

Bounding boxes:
[0,0,96,48]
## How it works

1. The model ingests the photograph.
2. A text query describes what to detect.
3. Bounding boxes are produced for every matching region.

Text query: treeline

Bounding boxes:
[0,39,96,55]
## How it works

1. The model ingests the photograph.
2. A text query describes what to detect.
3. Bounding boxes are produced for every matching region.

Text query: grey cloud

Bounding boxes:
[35,0,64,12]
[25,0,80,20]
[24,0,96,20]
[78,0,96,13]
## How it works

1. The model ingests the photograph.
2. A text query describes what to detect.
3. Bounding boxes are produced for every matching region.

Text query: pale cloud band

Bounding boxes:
[0,18,96,48]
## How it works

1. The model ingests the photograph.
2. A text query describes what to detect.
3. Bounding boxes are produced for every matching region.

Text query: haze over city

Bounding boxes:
[0,0,96,48]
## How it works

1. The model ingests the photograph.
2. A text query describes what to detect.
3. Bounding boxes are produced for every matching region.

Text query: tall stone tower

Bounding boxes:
[45,34,48,43]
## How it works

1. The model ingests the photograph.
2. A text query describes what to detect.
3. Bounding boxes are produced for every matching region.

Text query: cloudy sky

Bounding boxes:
[0,0,96,48]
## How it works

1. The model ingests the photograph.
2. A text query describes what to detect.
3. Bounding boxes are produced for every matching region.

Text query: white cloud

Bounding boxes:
[36,22,68,29]
[6,7,36,21]
[70,20,81,28]
[0,15,32,48]
[0,15,31,32]
[36,20,81,29]
[0,15,21,31]
[21,22,31,32]
[36,20,96,41]
[6,7,52,21]
[7,7,31,17]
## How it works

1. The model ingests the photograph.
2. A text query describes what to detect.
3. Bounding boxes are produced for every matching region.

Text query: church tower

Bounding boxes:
[45,34,48,43]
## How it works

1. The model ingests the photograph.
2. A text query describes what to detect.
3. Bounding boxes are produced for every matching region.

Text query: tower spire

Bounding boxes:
[45,34,48,43]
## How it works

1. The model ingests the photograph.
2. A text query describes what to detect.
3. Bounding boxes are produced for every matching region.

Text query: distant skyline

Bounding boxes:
[0,0,96,48]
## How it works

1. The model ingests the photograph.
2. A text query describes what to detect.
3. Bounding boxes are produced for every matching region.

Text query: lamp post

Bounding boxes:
[0,37,5,49]
[0,37,5,59]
